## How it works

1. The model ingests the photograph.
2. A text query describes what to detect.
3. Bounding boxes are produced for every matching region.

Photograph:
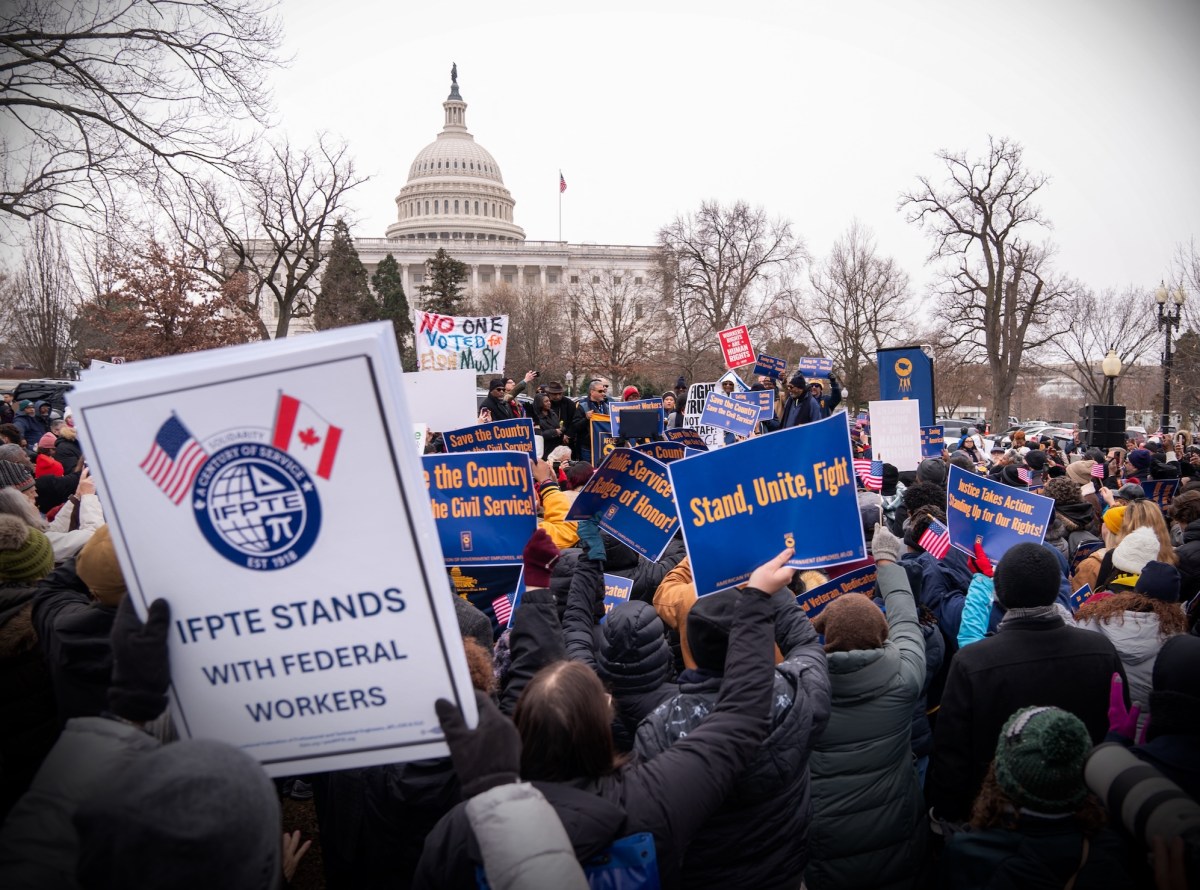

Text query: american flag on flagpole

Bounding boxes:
[139,416,208,505]
[918,519,952,560]
[492,594,513,626]
[559,171,567,193]
[1091,462,1107,479]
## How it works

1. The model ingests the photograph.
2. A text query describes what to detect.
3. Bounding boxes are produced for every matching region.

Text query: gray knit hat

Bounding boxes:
[993,706,1090,812]
[453,594,494,652]
[0,459,34,493]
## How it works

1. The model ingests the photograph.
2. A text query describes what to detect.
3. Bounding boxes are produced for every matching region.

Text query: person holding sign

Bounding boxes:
[805,524,927,890]
[764,372,822,431]
[479,378,514,422]
[417,548,798,889]
[808,373,841,418]
[571,379,610,463]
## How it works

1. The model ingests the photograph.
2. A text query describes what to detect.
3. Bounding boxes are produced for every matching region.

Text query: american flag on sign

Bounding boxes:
[1091,462,1107,479]
[559,171,567,193]
[918,519,952,560]
[492,594,513,626]
[1017,467,1032,485]
[140,416,208,505]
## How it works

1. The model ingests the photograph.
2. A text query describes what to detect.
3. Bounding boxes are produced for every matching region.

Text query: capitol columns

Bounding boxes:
[470,263,479,293]
[539,265,547,289]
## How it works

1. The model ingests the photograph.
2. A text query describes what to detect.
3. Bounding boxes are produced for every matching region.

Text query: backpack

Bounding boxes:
[476,832,660,890]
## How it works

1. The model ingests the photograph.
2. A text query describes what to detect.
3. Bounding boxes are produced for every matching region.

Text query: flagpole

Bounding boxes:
[558,169,562,242]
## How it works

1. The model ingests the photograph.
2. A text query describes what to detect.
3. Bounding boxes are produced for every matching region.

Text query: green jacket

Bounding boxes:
[805,562,927,890]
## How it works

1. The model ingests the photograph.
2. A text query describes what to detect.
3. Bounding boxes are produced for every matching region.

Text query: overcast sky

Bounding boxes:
[270,0,1199,299]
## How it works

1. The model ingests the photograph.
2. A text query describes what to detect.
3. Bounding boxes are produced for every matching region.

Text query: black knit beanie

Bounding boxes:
[993,542,1062,609]
[685,588,738,672]
[1147,635,1200,741]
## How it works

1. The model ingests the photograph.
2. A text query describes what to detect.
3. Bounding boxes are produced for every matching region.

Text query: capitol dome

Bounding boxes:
[386,66,525,243]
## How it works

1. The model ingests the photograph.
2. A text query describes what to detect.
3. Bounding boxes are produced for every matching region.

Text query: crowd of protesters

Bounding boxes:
[0,374,1197,889]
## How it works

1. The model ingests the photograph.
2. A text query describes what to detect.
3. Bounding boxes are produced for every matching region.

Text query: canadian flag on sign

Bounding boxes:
[271,393,342,480]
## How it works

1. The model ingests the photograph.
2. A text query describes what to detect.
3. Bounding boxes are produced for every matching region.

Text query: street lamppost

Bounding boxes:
[564,370,574,397]
[1101,348,1122,406]
[1155,281,1187,433]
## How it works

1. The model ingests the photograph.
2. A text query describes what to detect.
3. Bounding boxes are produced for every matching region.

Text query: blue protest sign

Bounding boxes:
[753,354,788,379]
[664,428,708,451]
[877,346,935,428]
[797,356,834,378]
[945,464,1055,561]
[635,441,702,464]
[668,413,866,595]
[448,565,525,634]
[921,425,945,459]
[730,389,775,421]
[423,451,536,565]
[600,573,635,624]
[795,564,878,619]
[700,391,761,438]
[1069,583,1093,612]
[1141,479,1179,510]
[1071,539,1104,575]
[444,417,536,456]
[566,449,679,560]
[589,414,616,464]
[610,399,665,438]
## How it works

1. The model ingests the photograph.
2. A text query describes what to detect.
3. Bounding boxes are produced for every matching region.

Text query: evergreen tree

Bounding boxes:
[373,253,416,371]
[314,218,378,330]
[418,247,468,315]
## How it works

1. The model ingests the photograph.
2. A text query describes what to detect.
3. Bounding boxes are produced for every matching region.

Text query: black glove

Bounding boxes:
[108,596,171,723]
[435,688,520,797]
[828,374,838,389]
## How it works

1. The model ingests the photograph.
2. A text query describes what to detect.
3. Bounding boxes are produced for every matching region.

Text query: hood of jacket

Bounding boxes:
[1183,517,1200,545]
[1057,500,1096,533]
[598,600,671,693]
[824,642,903,704]
[1076,608,1169,665]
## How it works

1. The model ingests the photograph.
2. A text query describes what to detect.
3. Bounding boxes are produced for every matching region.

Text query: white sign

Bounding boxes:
[400,369,478,432]
[69,323,476,776]
[869,399,923,472]
[415,311,508,373]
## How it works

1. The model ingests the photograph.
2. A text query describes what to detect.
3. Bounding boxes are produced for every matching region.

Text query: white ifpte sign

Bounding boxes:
[69,323,476,776]
[868,399,924,472]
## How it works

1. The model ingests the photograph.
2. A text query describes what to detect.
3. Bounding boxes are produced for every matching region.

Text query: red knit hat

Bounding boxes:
[622,386,639,400]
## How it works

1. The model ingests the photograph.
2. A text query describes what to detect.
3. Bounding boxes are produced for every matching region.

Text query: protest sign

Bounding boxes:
[730,389,775,421]
[68,322,476,775]
[1069,583,1094,612]
[414,423,429,453]
[877,346,935,427]
[664,427,709,451]
[668,413,866,595]
[589,414,616,463]
[444,417,536,456]
[796,564,878,620]
[753,354,787,379]
[601,573,635,624]
[447,565,525,633]
[1141,479,1179,510]
[566,448,679,559]
[611,398,665,438]
[423,451,536,566]
[700,391,761,438]
[415,311,508,373]
[400,369,478,432]
[635,441,701,463]
[921,425,945,458]
[718,325,756,368]
[945,464,1055,561]
[869,399,923,471]
[716,370,751,392]
[797,357,834,378]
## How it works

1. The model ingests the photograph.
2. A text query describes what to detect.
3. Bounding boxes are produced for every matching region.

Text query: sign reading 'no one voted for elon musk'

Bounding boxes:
[668,413,867,596]
[67,323,477,777]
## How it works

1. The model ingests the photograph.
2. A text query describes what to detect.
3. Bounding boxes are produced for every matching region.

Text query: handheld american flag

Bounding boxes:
[1017,467,1032,485]
[140,416,208,505]
[918,519,952,559]
[492,593,513,626]
[1091,462,1107,479]
[863,460,883,492]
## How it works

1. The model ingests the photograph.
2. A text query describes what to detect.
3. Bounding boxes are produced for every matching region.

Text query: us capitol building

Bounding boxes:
[272,66,656,334]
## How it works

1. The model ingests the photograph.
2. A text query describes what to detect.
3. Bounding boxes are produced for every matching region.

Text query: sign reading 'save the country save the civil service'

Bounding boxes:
[69,323,476,776]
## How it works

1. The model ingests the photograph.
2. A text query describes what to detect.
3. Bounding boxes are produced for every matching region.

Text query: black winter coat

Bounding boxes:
[550,535,687,618]
[634,591,831,890]
[30,560,117,725]
[416,585,779,890]
[926,612,1126,822]
[478,393,513,422]
[53,435,83,475]
[1174,518,1200,605]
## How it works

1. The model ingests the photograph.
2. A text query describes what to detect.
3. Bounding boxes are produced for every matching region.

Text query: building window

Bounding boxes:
[613,277,622,285]
[548,273,558,284]
[504,274,514,284]
[474,201,479,214]
[635,302,643,319]
[591,276,600,284]
[424,200,429,214]
[454,200,459,213]
[635,276,644,285]
[570,275,579,284]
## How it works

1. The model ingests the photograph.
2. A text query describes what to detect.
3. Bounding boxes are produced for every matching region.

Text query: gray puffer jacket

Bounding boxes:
[805,562,927,890]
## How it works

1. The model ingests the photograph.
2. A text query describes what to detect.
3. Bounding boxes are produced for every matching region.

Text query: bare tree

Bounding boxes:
[0,0,282,230]
[0,215,78,374]
[657,200,805,367]
[566,271,664,386]
[798,221,913,407]
[195,136,366,338]
[900,137,1067,425]
[487,283,565,377]
[1043,285,1159,403]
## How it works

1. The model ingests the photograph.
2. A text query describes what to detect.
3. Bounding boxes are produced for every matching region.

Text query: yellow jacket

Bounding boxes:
[536,482,579,550]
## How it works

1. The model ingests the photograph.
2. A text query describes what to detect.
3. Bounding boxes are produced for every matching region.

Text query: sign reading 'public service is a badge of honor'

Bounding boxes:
[69,323,477,776]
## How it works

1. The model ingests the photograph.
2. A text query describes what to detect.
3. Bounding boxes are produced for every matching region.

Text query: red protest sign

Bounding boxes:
[718,325,756,369]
